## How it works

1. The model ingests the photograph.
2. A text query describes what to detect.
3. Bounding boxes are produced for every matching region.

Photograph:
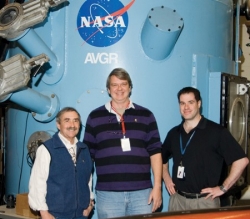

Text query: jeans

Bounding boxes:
[96,188,152,219]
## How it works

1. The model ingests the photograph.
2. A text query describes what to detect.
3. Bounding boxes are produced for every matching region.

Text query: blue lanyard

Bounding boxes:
[179,130,196,155]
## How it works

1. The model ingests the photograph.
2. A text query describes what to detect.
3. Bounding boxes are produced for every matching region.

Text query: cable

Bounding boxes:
[17,112,29,194]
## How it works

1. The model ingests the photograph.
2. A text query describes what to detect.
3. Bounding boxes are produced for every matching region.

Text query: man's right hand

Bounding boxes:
[40,210,55,219]
[162,163,176,195]
[164,178,176,195]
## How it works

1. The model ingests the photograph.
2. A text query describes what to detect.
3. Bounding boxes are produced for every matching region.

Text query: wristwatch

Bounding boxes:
[89,199,95,207]
[219,185,227,193]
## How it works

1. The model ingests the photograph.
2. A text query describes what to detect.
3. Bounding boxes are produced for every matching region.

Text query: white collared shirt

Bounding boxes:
[105,99,135,121]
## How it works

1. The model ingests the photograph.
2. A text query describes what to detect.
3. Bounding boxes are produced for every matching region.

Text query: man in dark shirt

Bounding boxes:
[162,87,249,211]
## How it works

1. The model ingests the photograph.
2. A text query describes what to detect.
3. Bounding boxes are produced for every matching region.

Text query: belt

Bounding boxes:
[177,190,208,199]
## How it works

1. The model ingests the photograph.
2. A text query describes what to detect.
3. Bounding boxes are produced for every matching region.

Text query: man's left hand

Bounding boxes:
[83,200,94,216]
[201,186,225,199]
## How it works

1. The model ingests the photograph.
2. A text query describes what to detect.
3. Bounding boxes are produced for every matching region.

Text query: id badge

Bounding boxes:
[177,166,185,179]
[121,137,131,151]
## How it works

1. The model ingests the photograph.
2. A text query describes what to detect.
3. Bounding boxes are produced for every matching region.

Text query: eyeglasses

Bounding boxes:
[110,82,128,89]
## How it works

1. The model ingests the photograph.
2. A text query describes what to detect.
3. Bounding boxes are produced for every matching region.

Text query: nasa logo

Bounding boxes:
[77,0,134,47]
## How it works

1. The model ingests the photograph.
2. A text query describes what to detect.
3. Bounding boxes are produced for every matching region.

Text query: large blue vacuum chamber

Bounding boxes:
[0,0,239,217]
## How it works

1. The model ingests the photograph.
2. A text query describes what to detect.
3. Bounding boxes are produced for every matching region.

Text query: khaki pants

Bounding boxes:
[168,192,220,211]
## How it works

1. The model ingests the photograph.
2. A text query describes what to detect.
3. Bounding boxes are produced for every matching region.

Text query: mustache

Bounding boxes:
[67,127,78,131]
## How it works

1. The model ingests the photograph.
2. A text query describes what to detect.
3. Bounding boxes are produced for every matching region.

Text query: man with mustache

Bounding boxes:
[28,107,94,219]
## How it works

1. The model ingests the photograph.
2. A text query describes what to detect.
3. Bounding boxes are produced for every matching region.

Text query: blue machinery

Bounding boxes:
[0,0,250,217]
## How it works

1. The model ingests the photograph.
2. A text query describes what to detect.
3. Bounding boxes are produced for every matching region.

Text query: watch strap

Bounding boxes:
[220,185,227,193]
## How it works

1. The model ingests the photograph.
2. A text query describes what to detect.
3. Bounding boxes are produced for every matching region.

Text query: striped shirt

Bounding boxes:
[83,101,162,191]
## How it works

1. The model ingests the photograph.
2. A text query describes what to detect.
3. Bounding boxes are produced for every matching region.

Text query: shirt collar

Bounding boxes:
[105,100,135,121]
[197,115,206,129]
[58,132,78,150]
[178,115,206,132]
[105,99,135,113]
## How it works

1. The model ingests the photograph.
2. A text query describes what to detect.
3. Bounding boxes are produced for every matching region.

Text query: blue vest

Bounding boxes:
[44,132,92,218]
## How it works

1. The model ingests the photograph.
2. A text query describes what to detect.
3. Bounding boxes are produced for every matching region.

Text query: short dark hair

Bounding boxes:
[56,107,81,124]
[106,68,133,89]
[177,87,201,102]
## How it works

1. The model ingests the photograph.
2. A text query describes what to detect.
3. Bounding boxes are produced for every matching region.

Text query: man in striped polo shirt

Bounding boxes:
[83,68,162,219]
